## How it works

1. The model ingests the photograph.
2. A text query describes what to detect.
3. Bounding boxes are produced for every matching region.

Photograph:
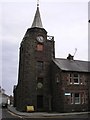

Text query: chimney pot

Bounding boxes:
[67,54,74,60]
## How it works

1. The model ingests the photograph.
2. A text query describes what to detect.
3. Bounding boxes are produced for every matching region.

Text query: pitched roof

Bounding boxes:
[31,6,43,28]
[0,93,9,98]
[53,58,90,72]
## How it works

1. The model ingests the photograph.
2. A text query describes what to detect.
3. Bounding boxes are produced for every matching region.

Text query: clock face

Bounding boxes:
[37,82,43,89]
[37,36,44,43]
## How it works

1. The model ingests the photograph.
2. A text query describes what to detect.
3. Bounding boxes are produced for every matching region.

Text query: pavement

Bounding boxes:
[7,105,90,118]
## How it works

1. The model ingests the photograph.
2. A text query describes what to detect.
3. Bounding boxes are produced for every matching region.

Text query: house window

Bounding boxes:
[37,61,44,71]
[65,92,81,104]
[37,44,43,51]
[74,93,80,104]
[73,74,79,84]
[65,92,71,104]
[37,78,43,89]
[37,77,43,83]
[69,74,72,84]
[71,93,74,104]
[56,74,60,83]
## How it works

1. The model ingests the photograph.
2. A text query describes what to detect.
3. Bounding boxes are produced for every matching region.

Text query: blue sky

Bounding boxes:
[1,0,88,95]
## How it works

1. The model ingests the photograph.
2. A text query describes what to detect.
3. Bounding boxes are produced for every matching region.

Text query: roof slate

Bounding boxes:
[53,58,90,72]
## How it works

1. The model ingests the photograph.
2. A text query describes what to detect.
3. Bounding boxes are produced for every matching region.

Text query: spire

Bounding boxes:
[31,0,43,28]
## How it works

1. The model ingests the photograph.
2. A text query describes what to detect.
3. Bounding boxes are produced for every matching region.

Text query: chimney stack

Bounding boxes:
[67,54,74,60]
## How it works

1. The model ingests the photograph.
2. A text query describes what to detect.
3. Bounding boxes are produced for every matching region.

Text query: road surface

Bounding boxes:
[1,108,22,119]
[1,108,89,120]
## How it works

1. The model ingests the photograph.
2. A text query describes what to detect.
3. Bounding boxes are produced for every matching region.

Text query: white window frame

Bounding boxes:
[73,74,80,85]
[71,93,74,104]
[69,74,72,84]
[65,93,71,96]
[74,93,80,104]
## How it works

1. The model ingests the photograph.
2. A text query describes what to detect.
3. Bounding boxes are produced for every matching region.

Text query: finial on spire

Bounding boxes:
[37,0,39,7]
[31,0,43,28]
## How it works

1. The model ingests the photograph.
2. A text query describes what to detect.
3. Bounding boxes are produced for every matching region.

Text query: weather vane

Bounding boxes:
[37,0,39,7]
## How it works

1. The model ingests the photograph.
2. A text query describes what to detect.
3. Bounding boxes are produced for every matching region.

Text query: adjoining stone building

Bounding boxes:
[14,4,90,112]
[51,57,89,112]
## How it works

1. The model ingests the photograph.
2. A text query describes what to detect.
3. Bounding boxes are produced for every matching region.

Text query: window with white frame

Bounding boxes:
[71,93,74,104]
[73,73,80,84]
[65,92,81,104]
[74,93,80,104]
[69,73,72,84]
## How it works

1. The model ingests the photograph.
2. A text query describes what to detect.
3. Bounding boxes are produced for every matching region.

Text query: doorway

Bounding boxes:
[37,95,43,111]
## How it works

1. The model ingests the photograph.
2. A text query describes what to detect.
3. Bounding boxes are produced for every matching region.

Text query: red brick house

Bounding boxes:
[51,55,90,112]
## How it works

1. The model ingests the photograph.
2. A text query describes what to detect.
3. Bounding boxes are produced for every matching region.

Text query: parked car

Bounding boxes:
[2,102,8,108]
[0,93,10,109]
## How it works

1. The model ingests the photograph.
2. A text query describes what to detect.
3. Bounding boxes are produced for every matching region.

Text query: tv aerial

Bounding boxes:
[73,48,77,57]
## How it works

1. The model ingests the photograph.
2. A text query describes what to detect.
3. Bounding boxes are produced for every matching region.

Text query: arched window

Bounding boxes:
[37,44,43,51]
[56,74,60,83]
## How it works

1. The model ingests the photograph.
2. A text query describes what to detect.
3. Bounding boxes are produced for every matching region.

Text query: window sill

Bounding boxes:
[74,83,79,85]
[75,103,80,104]
[70,83,72,84]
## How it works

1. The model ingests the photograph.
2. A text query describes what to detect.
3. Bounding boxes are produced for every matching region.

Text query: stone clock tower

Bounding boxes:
[14,3,55,112]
